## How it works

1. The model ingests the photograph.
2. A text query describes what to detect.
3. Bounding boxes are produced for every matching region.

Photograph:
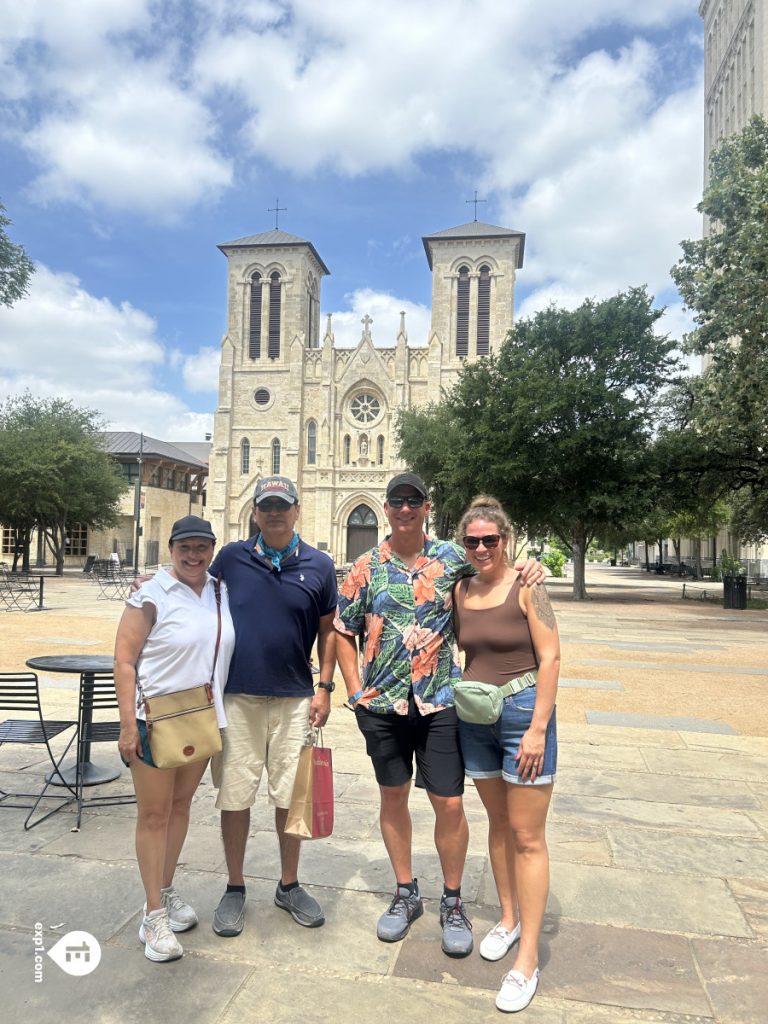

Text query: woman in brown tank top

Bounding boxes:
[453,496,560,1014]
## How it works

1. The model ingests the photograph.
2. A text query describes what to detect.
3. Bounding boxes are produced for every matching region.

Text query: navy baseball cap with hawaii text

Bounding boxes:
[253,476,299,505]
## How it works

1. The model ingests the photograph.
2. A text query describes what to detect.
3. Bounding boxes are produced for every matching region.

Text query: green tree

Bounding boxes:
[433,288,678,599]
[0,201,35,307]
[671,115,768,535]
[0,393,124,575]
[395,403,464,538]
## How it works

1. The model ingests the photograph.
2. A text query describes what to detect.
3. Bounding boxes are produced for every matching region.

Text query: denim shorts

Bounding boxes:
[457,685,557,786]
[121,719,156,768]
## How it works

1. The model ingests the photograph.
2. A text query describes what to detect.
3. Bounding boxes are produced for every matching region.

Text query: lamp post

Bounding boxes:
[133,432,144,573]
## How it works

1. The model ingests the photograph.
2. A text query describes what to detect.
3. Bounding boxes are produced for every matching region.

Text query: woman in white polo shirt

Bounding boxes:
[115,516,235,964]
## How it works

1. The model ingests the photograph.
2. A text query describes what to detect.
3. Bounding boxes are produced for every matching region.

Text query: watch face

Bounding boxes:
[318,681,335,692]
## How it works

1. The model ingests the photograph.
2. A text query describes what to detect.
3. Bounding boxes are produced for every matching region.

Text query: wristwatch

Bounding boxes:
[316,681,336,693]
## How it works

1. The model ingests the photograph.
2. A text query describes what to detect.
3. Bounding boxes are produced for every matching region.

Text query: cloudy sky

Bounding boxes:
[0,0,704,439]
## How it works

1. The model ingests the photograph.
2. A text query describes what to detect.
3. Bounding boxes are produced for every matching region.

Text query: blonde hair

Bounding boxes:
[457,494,512,542]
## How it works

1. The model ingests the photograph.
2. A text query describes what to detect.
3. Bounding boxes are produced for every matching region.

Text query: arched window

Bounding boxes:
[249,272,262,359]
[307,278,318,349]
[477,264,491,356]
[241,437,250,474]
[377,435,384,465]
[271,437,281,475]
[343,434,351,465]
[456,265,470,357]
[268,271,281,359]
[307,420,317,465]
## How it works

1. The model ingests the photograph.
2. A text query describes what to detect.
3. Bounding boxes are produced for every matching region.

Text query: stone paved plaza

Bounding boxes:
[1,564,767,1023]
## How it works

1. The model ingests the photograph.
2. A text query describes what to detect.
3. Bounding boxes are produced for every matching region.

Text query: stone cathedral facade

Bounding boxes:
[207,220,525,565]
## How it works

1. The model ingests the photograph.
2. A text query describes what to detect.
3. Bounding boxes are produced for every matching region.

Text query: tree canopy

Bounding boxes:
[398,288,680,598]
[0,201,35,308]
[0,393,125,574]
[671,114,768,542]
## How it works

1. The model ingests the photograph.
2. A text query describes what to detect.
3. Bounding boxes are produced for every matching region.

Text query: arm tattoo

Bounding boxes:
[530,585,556,630]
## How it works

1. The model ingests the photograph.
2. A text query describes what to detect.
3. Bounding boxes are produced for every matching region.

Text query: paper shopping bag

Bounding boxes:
[285,737,334,840]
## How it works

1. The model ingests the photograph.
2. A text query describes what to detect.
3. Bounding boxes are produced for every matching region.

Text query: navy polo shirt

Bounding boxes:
[210,536,338,697]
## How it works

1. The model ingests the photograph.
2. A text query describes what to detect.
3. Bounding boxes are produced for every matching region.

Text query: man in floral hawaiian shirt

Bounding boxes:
[335,473,542,958]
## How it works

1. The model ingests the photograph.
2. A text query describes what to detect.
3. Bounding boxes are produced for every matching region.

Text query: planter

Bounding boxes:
[723,574,747,610]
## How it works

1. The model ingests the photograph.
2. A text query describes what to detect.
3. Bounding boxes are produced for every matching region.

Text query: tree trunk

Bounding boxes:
[672,537,681,564]
[693,537,702,579]
[571,527,588,600]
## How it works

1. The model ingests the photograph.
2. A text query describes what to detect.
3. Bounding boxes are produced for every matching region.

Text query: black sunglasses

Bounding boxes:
[462,534,502,550]
[258,499,293,512]
[387,495,425,509]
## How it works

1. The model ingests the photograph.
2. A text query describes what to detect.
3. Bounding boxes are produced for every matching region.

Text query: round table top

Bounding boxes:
[26,655,114,674]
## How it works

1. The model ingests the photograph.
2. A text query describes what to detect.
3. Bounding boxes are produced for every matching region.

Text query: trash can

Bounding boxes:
[723,575,747,610]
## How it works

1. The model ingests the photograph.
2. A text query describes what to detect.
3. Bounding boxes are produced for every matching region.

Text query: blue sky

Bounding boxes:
[0,0,704,439]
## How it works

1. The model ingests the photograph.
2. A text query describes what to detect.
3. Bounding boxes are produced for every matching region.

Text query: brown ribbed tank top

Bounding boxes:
[455,577,538,684]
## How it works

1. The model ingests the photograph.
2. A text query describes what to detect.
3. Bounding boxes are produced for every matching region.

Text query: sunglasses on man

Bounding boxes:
[387,495,425,509]
[258,499,293,512]
[462,534,502,550]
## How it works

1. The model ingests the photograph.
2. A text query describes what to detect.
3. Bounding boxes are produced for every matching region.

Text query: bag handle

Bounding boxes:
[210,576,222,686]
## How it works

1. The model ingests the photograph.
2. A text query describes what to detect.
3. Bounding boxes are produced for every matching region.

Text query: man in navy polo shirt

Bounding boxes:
[209,476,338,937]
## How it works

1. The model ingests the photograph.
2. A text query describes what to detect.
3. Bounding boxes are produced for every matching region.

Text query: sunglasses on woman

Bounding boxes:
[462,534,502,550]
[387,496,425,509]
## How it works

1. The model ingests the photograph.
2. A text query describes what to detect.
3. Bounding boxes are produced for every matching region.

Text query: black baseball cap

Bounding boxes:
[386,473,428,500]
[169,515,216,543]
[254,475,299,505]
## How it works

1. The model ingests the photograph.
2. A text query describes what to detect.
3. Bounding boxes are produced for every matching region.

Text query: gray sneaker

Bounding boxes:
[274,884,325,928]
[377,881,424,943]
[439,895,473,957]
[213,890,246,937]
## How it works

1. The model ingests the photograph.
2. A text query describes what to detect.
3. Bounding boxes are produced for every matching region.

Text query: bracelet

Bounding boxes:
[346,690,363,707]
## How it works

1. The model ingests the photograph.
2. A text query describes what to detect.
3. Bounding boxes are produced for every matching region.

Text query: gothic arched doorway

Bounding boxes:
[346,504,378,563]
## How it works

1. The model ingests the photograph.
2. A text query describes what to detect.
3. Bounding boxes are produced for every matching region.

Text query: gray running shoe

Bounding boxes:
[213,890,246,937]
[439,895,473,957]
[376,881,423,943]
[274,884,325,928]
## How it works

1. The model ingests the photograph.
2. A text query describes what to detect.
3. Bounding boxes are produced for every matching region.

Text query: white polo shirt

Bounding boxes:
[127,567,235,727]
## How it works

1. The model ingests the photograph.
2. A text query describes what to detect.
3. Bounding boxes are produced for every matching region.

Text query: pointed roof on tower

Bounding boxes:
[422,220,525,269]
[218,229,330,275]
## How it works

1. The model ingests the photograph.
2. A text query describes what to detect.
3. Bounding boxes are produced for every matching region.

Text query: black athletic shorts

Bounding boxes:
[355,695,465,797]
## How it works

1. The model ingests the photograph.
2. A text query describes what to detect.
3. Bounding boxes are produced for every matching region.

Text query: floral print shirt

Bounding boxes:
[334,536,472,716]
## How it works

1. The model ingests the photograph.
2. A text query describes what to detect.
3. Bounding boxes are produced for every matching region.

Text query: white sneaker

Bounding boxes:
[496,967,540,1013]
[480,922,520,961]
[139,907,183,962]
[161,885,198,932]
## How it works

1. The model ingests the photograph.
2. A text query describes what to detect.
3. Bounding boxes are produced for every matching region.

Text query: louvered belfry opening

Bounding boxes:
[249,273,262,358]
[271,437,281,474]
[241,437,250,474]
[477,264,491,356]
[268,271,281,358]
[307,420,317,464]
[456,265,470,357]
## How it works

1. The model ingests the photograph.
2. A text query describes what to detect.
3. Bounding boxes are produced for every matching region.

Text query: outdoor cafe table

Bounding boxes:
[25,654,120,787]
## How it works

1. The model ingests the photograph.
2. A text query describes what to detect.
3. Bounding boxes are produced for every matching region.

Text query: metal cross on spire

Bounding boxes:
[267,198,287,229]
[465,189,487,222]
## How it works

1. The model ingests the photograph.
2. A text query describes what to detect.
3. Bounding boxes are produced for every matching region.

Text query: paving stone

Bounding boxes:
[609,827,768,881]
[746,781,768,810]
[547,819,613,866]
[558,723,687,748]
[575,658,768,677]
[565,1006,714,1024]
[0,926,253,1024]
[549,861,750,937]
[585,712,736,735]
[575,640,726,652]
[680,735,768,756]
[560,677,624,690]
[558,767,760,810]
[728,878,768,940]
[692,938,768,1023]
[554,793,761,837]
[638,747,768,784]
[558,742,648,770]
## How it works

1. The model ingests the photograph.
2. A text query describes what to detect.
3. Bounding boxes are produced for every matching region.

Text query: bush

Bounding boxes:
[540,551,566,577]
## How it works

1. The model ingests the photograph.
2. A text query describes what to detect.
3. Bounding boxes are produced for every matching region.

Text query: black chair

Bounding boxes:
[73,673,135,830]
[0,672,78,829]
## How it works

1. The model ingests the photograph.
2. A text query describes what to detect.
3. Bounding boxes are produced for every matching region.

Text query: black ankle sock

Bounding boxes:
[443,885,461,899]
[226,884,246,894]
[397,879,417,895]
[278,880,300,893]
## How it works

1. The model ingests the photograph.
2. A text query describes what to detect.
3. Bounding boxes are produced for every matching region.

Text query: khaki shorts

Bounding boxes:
[212,694,312,810]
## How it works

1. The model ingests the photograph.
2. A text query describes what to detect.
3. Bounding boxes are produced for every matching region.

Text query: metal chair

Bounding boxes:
[73,673,135,830]
[0,672,78,829]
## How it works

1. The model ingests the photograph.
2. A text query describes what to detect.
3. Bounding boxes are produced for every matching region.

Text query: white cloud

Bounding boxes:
[324,289,432,349]
[0,265,212,439]
[183,346,221,392]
